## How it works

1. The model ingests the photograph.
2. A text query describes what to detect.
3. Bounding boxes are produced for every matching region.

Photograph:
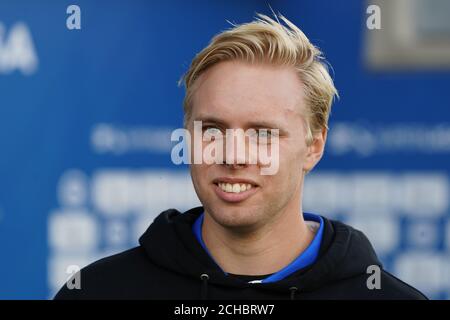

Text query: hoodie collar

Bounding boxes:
[138,206,382,293]
[192,211,324,283]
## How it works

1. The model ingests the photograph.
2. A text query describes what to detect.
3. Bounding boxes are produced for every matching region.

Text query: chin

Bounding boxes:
[206,202,263,230]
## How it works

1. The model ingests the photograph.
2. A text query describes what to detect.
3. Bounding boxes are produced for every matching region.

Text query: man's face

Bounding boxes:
[187,60,325,231]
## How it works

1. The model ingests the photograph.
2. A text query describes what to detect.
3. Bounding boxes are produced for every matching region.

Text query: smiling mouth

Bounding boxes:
[214,182,255,194]
[212,180,259,203]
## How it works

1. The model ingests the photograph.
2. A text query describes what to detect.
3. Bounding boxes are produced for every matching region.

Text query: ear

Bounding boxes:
[303,128,327,173]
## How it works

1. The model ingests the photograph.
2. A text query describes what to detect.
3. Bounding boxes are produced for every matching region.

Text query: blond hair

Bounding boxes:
[179,13,338,145]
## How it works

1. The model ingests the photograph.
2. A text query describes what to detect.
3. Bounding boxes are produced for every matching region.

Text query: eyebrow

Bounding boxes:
[193,115,285,131]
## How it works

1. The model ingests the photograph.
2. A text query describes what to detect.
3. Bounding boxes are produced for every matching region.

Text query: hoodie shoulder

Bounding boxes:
[309,218,428,300]
[54,246,154,300]
[54,207,207,300]
[379,270,428,300]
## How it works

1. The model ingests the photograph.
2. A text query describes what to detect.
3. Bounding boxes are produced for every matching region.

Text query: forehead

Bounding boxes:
[190,60,306,126]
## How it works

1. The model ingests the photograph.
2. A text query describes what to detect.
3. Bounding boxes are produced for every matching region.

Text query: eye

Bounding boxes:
[258,129,279,138]
[258,130,271,138]
[204,126,221,135]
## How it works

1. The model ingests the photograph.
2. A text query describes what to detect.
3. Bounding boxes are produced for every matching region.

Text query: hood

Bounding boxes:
[138,206,382,299]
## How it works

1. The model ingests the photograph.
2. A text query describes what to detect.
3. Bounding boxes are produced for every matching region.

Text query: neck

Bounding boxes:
[202,200,315,276]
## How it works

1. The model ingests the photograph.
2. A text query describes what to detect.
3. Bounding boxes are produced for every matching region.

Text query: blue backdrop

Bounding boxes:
[1,0,449,299]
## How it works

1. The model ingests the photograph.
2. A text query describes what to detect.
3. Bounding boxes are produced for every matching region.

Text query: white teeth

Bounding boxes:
[218,182,254,193]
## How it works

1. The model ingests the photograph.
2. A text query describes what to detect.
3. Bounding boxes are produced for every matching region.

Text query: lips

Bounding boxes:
[217,182,253,193]
[212,177,259,203]
[212,177,258,187]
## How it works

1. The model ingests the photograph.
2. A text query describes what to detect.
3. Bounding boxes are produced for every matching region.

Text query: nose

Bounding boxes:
[223,129,251,168]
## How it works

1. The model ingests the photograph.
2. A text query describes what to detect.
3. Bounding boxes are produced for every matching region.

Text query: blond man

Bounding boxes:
[55,14,426,300]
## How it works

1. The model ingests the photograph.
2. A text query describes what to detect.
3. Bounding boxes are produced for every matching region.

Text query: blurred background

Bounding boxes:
[1,0,449,299]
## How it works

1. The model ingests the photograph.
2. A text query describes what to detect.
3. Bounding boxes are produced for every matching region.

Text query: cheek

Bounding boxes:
[190,164,213,192]
[278,156,303,188]
[262,145,303,192]
[190,165,211,205]
[278,141,307,171]
[190,165,204,190]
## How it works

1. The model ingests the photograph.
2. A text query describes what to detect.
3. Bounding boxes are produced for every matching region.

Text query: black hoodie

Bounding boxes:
[54,206,427,300]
